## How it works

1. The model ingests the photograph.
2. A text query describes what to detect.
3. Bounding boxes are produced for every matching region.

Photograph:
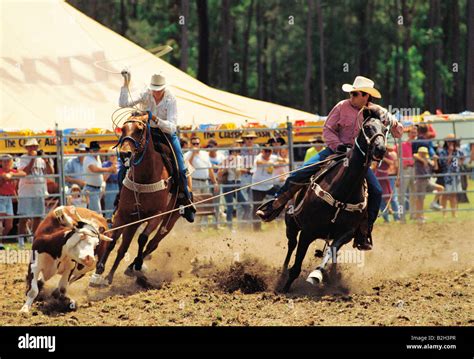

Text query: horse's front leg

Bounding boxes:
[128,217,162,273]
[283,231,313,293]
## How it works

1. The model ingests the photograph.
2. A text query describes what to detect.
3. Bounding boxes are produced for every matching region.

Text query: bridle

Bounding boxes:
[115,111,151,166]
[354,114,390,164]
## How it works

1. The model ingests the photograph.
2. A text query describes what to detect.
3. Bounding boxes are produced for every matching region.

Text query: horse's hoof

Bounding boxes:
[89,273,110,287]
[124,263,147,277]
[306,269,323,286]
[19,305,30,314]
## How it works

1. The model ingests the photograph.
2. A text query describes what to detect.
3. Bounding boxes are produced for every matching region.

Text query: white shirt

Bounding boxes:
[184,151,212,180]
[18,155,48,197]
[119,86,178,134]
[251,154,278,192]
[83,155,104,187]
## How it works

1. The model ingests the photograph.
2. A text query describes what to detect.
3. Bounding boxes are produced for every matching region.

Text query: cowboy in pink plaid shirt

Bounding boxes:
[257,76,404,250]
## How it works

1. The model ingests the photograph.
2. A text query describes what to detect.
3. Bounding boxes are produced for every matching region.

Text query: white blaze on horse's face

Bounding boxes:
[64,226,101,268]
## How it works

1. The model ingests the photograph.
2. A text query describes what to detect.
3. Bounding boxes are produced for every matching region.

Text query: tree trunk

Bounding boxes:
[197,0,210,84]
[466,0,474,110]
[425,0,442,111]
[119,0,127,36]
[316,0,327,114]
[357,0,371,75]
[256,1,264,99]
[304,0,314,111]
[241,0,254,96]
[220,0,231,88]
[180,0,190,72]
[401,0,414,108]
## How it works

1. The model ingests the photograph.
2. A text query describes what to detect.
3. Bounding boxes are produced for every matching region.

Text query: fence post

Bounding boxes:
[55,126,66,205]
[397,137,406,223]
[286,117,295,171]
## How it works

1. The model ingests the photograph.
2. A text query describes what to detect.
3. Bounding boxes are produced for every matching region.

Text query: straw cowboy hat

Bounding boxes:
[24,138,39,147]
[342,76,382,99]
[241,130,258,139]
[417,146,429,154]
[148,73,167,91]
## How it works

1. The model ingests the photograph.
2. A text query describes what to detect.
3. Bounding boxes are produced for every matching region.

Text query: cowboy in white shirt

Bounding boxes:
[118,71,196,222]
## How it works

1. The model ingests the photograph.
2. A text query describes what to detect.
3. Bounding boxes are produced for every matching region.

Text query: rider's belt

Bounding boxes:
[192,178,208,182]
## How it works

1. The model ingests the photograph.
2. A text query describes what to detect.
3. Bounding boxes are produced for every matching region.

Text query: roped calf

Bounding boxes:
[20,206,112,313]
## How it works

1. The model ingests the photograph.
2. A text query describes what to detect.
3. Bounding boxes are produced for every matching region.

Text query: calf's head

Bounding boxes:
[63,224,112,267]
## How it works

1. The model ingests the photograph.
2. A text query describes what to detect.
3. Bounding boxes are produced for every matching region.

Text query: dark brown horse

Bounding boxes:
[90,112,181,287]
[282,108,388,292]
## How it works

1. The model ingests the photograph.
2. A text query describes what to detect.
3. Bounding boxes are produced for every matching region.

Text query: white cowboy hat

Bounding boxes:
[342,76,381,98]
[24,138,39,147]
[148,73,166,91]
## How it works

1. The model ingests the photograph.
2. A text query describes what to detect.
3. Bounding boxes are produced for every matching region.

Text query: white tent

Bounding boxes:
[0,0,317,131]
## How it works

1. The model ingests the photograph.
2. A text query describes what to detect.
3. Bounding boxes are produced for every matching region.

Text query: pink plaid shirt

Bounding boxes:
[323,99,404,151]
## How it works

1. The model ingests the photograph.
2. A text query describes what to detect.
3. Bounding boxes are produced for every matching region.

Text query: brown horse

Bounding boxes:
[282,108,388,292]
[90,112,181,287]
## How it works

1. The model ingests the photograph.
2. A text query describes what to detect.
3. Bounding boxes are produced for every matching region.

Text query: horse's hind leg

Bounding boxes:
[283,231,313,293]
[306,230,354,286]
[142,214,180,260]
[283,214,299,271]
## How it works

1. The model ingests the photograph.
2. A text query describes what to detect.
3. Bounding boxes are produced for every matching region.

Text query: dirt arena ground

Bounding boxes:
[1,219,473,326]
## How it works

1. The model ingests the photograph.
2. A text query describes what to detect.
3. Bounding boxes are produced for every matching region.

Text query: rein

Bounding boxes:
[115,111,152,166]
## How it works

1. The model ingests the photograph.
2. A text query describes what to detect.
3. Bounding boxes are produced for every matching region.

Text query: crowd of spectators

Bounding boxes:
[0,140,118,247]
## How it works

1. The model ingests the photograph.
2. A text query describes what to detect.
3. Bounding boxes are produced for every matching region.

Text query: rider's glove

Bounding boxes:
[121,69,131,87]
[336,144,352,153]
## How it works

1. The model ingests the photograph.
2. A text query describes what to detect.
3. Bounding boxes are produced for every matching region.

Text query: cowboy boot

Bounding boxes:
[256,183,305,222]
[353,221,373,251]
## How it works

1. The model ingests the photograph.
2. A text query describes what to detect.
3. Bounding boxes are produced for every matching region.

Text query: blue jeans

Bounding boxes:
[85,185,102,213]
[223,180,250,226]
[277,147,382,226]
[104,182,119,218]
[161,131,191,199]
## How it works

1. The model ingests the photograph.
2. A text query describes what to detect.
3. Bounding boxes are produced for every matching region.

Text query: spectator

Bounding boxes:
[17,138,54,247]
[83,141,116,213]
[64,143,87,189]
[251,144,279,231]
[386,145,400,221]
[438,135,464,218]
[218,144,249,229]
[66,184,89,208]
[0,154,26,239]
[180,137,189,150]
[239,131,260,221]
[184,137,219,227]
[102,148,119,219]
[184,137,219,194]
[373,147,397,222]
[397,126,417,219]
[270,137,290,190]
[413,146,443,223]
[413,124,442,211]
[206,139,225,225]
[304,136,325,162]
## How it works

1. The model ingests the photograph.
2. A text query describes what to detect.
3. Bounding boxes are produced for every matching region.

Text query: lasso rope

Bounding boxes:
[103,155,339,234]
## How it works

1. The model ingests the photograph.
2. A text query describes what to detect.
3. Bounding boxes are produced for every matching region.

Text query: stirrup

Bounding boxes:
[256,199,285,222]
[353,228,373,251]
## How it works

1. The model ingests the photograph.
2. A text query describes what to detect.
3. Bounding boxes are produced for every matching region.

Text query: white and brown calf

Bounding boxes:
[20,206,112,313]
